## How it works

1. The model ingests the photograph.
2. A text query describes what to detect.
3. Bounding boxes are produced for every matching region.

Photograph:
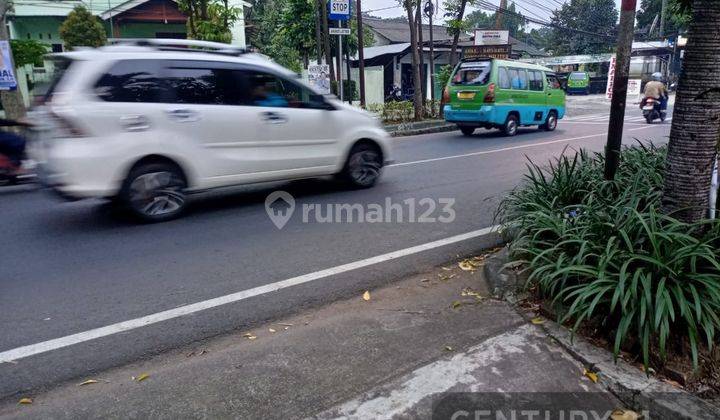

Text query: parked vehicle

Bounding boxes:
[30,39,392,222]
[566,72,591,95]
[641,97,666,124]
[442,58,566,137]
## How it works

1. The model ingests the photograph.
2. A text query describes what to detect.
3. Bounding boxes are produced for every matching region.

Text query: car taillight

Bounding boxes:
[484,83,496,103]
[49,110,87,138]
[442,86,450,103]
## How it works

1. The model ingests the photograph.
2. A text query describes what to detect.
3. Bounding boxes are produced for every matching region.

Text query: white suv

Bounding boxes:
[31,39,392,222]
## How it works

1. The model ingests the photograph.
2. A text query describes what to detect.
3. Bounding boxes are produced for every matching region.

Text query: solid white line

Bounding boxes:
[388,131,606,168]
[0,225,501,363]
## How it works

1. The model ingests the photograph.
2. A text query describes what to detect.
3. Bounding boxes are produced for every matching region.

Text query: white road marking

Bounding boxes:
[0,225,501,363]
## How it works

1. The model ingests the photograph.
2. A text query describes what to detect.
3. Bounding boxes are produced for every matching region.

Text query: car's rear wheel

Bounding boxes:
[341,143,383,188]
[502,114,519,137]
[460,126,475,136]
[541,111,558,131]
[120,162,187,222]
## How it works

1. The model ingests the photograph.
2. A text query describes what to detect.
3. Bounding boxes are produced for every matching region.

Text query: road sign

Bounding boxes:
[0,41,18,91]
[627,79,642,96]
[329,27,350,35]
[329,0,350,21]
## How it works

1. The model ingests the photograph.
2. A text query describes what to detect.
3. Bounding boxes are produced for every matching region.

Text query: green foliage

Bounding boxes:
[500,145,720,371]
[435,64,454,90]
[331,79,358,101]
[59,6,106,50]
[9,39,48,68]
[547,0,618,55]
[464,9,494,30]
[636,0,691,38]
[177,0,239,43]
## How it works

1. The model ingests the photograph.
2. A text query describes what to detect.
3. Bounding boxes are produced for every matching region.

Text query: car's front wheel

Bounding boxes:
[120,162,187,222]
[341,143,383,188]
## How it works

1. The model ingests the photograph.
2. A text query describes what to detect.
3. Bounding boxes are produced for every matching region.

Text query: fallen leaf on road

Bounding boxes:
[461,288,483,300]
[441,267,452,271]
[269,328,276,333]
[438,273,456,281]
[583,369,598,383]
[530,317,545,325]
[445,346,454,352]
[135,373,150,382]
[78,379,98,386]
[458,259,482,271]
[362,291,371,301]
[610,409,640,420]
[420,278,430,283]
[284,327,290,330]
[18,398,32,405]
[451,300,463,309]
[242,333,257,340]
[278,323,293,327]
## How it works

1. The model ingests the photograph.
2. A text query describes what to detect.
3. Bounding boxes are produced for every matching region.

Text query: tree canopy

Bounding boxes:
[59,6,107,50]
[546,0,618,55]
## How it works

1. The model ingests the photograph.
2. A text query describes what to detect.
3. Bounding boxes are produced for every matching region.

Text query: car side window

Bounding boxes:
[94,60,170,102]
[511,68,528,90]
[164,67,245,105]
[529,70,544,91]
[546,74,562,90]
[498,67,510,89]
[244,70,326,109]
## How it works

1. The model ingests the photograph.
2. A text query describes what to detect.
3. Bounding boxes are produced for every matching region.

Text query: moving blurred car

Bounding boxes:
[30,39,391,222]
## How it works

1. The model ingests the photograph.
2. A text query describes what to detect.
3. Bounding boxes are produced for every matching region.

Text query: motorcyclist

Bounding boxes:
[643,72,669,112]
[0,118,31,173]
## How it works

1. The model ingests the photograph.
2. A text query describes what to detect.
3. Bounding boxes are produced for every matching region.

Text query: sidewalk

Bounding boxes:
[0,255,619,419]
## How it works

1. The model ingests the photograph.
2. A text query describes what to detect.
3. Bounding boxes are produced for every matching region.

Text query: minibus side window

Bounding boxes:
[529,70,544,91]
[545,73,562,89]
[510,68,528,90]
[498,67,510,89]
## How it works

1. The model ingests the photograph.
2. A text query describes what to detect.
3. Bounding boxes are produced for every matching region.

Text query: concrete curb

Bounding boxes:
[384,120,458,137]
[483,249,720,418]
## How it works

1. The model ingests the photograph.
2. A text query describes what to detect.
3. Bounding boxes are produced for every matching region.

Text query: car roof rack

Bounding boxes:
[107,38,247,56]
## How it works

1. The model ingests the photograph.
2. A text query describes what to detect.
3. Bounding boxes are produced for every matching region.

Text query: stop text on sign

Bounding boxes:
[329,0,350,21]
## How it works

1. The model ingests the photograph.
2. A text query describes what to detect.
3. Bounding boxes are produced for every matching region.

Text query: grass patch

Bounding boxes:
[499,144,720,373]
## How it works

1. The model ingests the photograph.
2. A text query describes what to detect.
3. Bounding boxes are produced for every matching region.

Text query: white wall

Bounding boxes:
[350,65,384,106]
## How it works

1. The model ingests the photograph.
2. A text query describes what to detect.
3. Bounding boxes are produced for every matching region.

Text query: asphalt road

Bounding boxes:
[0,107,672,399]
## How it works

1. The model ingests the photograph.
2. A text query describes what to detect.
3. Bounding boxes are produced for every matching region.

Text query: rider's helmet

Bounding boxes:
[651,72,663,81]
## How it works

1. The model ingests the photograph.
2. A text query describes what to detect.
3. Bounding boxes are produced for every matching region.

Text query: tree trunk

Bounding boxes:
[661,0,720,223]
[320,0,335,82]
[0,4,26,120]
[405,0,423,121]
[416,3,425,102]
[449,0,468,67]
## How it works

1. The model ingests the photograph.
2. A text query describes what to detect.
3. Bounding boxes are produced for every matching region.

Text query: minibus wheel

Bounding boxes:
[460,127,475,136]
[502,115,519,137]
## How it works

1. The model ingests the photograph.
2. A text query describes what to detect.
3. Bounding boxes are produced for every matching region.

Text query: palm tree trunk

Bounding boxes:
[405,0,423,120]
[449,0,468,67]
[661,0,720,223]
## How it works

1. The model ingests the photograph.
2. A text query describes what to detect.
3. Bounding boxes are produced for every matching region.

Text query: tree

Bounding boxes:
[59,6,106,50]
[444,0,469,66]
[464,9,493,30]
[636,0,690,38]
[177,0,239,43]
[9,40,47,68]
[661,0,720,223]
[547,0,618,55]
[496,2,525,38]
[403,0,423,120]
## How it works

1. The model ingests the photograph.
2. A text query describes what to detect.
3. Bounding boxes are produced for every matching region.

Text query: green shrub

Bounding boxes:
[499,144,720,370]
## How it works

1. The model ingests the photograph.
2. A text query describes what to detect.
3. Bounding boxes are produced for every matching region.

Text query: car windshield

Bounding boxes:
[569,72,586,80]
[452,61,492,86]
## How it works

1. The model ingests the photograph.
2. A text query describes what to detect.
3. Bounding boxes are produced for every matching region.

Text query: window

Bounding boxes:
[510,68,528,90]
[529,70,544,91]
[244,71,326,109]
[51,44,63,53]
[94,60,170,102]
[569,72,586,80]
[164,67,245,105]
[498,67,510,89]
[546,73,561,89]
[451,61,491,86]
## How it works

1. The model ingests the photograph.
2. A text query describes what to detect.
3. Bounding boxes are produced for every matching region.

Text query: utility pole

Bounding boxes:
[0,2,26,120]
[495,0,507,29]
[659,0,668,38]
[337,20,343,100]
[416,2,425,101]
[321,0,335,83]
[315,0,323,63]
[426,0,435,102]
[604,0,637,180]
[356,0,366,107]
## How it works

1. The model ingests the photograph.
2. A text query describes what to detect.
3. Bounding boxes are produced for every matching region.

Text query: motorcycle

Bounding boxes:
[641,97,666,124]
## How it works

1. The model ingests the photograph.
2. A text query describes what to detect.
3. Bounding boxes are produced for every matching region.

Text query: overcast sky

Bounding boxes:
[362,0,625,23]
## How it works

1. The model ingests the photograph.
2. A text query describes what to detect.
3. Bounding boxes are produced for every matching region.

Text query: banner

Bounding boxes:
[462,45,511,60]
[605,55,617,100]
[0,41,18,91]
[308,64,331,94]
[474,30,509,46]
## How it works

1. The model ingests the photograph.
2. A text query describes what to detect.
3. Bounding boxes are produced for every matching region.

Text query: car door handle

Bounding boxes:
[262,111,287,124]
[166,109,199,122]
[120,115,150,132]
